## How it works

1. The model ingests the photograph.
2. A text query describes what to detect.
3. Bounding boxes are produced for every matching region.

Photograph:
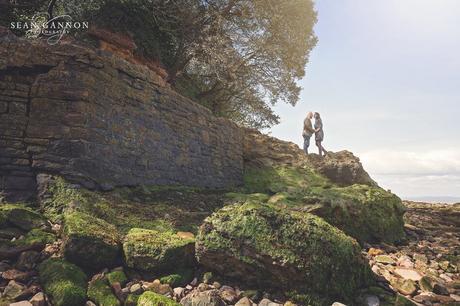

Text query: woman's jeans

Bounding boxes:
[303,135,311,154]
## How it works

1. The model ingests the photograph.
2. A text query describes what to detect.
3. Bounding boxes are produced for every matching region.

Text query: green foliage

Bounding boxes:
[87,278,120,306]
[107,270,128,286]
[123,228,195,272]
[38,258,87,306]
[196,202,373,303]
[137,291,180,306]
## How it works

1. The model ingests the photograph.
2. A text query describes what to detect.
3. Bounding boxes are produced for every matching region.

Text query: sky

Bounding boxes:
[268,0,460,201]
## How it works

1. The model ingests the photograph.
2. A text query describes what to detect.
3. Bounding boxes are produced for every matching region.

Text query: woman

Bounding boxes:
[314,112,327,157]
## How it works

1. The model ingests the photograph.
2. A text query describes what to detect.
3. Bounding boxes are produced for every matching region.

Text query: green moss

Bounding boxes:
[38,258,87,306]
[394,294,416,306]
[123,228,195,272]
[107,270,128,286]
[14,228,55,246]
[87,278,120,306]
[240,166,405,243]
[63,211,120,270]
[124,294,140,306]
[137,291,180,306]
[0,204,47,230]
[285,291,327,306]
[196,203,373,303]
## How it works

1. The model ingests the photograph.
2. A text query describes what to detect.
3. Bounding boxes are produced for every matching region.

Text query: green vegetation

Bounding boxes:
[87,278,120,306]
[160,274,183,288]
[196,202,373,303]
[107,270,128,286]
[63,211,120,270]
[0,204,47,230]
[15,228,55,246]
[38,258,87,306]
[123,228,195,273]
[124,293,140,306]
[137,291,180,306]
[237,165,405,243]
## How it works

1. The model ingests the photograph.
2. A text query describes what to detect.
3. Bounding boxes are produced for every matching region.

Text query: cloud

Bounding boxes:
[360,149,460,175]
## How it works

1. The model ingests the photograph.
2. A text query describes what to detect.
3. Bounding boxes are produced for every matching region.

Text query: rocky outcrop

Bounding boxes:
[195,203,373,303]
[0,30,243,201]
[307,151,376,186]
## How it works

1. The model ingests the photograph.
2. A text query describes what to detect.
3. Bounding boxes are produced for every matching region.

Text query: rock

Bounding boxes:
[0,205,47,231]
[16,251,40,271]
[413,253,427,264]
[3,280,26,299]
[219,285,239,304]
[212,281,221,289]
[38,258,87,306]
[364,295,379,306]
[1,269,34,282]
[160,273,186,288]
[394,268,422,281]
[173,287,185,299]
[106,270,128,286]
[374,255,396,265]
[111,281,125,302]
[283,302,297,306]
[29,292,46,306]
[130,283,143,294]
[196,203,373,301]
[258,298,283,306]
[418,276,434,292]
[10,302,33,306]
[397,255,414,268]
[432,283,449,295]
[413,292,455,304]
[137,291,180,305]
[123,228,195,272]
[331,303,347,306]
[392,279,417,296]
[177,231,195,239]
[62,211,120,270]
[124,294,140,306]
[235,297,254,306]
[198,283,209,292]
[307,151,376,187]
[87,278,120,306]
[368,248,384,256]
[86,302,97,306]
[203,271,213,284]
[180,289,226,306]
[394,294,416,306]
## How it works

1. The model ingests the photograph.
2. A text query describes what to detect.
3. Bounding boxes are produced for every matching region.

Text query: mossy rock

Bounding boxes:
[137,291,180,306]
[107,270,128,286]
[310,185,406,243]
[124,294,140,306]
[38,258,87,306]
[160,274,183,287]
[88,278,120,306]
[242,166,405,243]
[196,203,373,303]
[15,228,56,246]
[123,228,195,273]
[0,204,47,231]
[394,294,417,306]
[63,211,120,270]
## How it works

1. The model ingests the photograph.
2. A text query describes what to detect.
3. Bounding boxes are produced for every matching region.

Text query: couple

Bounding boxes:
[302,111,327,156]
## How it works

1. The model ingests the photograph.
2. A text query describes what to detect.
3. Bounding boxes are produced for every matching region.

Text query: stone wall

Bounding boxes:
[0,32,244,201]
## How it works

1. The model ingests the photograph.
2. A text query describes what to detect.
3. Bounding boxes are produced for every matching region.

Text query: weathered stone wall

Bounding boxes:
[0,32,243,201]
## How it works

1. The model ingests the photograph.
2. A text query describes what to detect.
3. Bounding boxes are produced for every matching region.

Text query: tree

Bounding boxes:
[1,0,317,129]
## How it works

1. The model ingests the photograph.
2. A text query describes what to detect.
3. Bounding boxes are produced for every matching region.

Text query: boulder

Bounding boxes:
[38,258,87,306]
[123,228,195,272]
[137,291,179,306]
[307,151,376,187]
[0,205,47,231]
[196,203,373,302]
[180,289,226,306]
[87,278,120,306]
[62,211,120,270]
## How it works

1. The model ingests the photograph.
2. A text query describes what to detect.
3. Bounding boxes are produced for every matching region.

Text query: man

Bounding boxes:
[302,112,315,154]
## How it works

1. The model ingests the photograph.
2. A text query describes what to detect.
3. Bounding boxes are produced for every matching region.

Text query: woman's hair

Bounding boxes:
[314,112,321,119]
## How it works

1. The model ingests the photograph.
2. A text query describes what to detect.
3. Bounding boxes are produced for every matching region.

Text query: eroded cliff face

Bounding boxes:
[0,31,244,201]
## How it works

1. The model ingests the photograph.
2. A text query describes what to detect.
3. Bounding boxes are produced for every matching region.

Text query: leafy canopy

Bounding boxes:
[1,0,317,128]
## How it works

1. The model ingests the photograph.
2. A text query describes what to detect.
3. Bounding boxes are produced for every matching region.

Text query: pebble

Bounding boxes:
[235,297,253,306]
[129,283,142,294]
[29,292,46,306]
[10,302,32,306]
